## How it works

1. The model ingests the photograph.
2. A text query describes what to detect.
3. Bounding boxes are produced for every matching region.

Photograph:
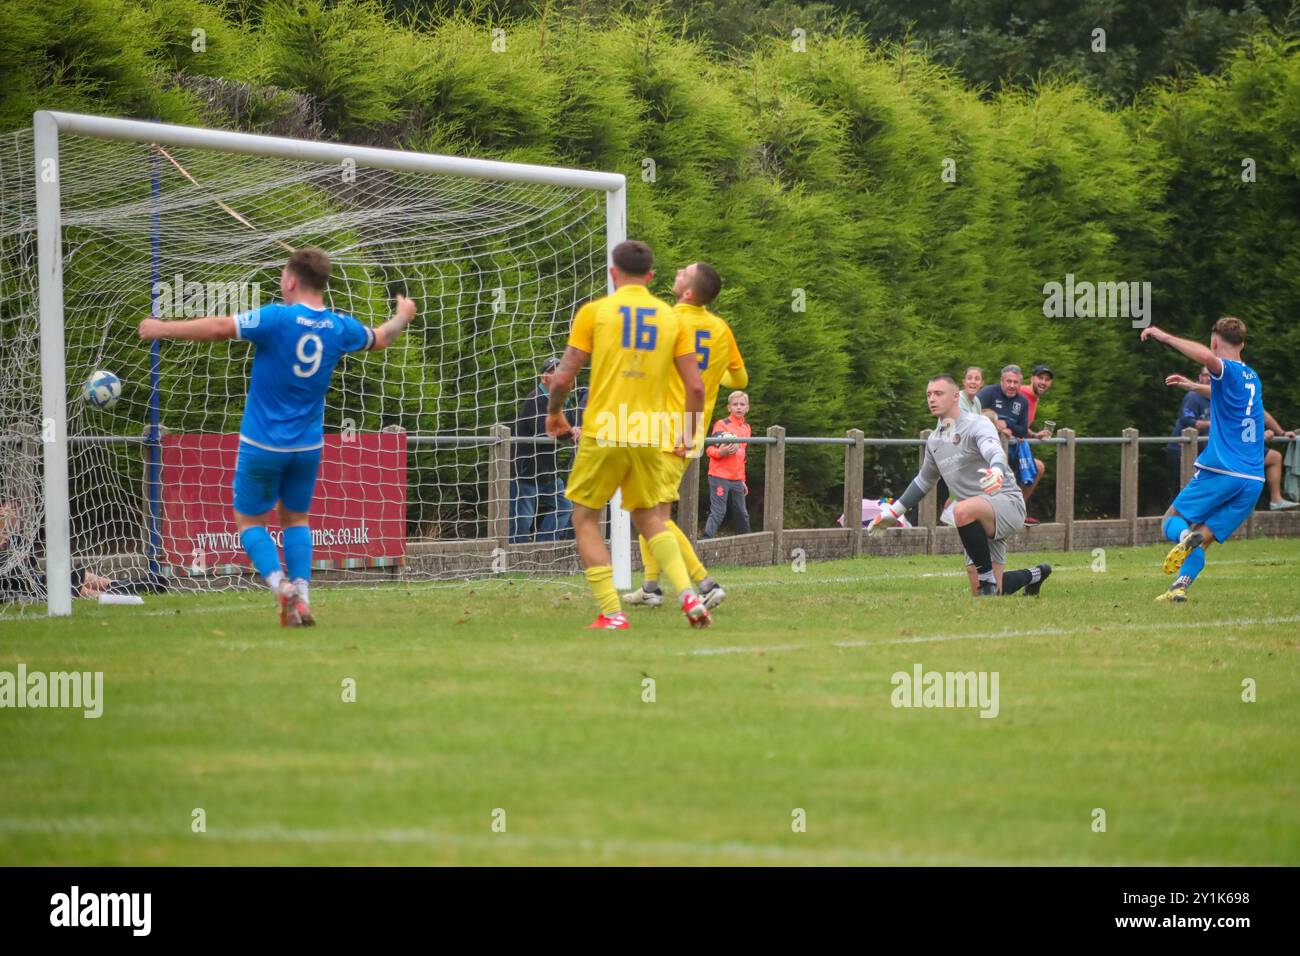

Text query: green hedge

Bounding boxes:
[4,0,1299,523]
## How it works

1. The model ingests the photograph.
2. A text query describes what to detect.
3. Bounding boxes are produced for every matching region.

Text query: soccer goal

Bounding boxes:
[1,111,633,617]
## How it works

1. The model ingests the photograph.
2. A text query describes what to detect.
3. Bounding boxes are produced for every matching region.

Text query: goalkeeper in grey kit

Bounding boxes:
[870,374,1052,596]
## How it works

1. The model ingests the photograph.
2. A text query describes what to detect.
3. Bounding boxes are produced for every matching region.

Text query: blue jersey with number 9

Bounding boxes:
[1200,359,1266,481]
[234,303,373,451]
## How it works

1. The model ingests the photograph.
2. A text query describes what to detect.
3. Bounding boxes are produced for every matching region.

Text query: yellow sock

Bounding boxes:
[667,519,707,584]
[639,534,659,584]
[647,531,693,597]
[584,565,621,616]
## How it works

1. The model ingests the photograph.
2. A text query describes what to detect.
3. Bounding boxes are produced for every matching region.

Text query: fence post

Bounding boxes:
[1056,428,1076,551]
[1179,427,1198,488]
[843,429,864,556]
[1120,427,1139,546]
[677,453,701,540]
[487,424,511,545]
[764,425,785,565]
[917,429,937,553]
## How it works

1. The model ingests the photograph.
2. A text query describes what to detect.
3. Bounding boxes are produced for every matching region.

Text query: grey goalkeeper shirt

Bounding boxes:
[898,412,1023,508]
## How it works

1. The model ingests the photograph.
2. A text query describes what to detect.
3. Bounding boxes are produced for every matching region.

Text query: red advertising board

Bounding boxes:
[161,432,407,574]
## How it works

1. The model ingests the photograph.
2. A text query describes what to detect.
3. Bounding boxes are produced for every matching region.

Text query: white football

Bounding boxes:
[83,370,122,411]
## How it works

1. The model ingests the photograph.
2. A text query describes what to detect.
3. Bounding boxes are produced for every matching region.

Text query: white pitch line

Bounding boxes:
[0,816,1236,866]
[720,556,1285,587]
[683,614,1300,657]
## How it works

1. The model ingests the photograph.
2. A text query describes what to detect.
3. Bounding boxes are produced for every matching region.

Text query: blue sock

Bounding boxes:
[1162,514,1190,543]
[283,525,313,582]
[1176,546,1206,587]
[240,526,282,581]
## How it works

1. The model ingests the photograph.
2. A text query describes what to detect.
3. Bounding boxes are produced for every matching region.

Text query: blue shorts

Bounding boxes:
[1171,468,1262,543]
[232,443,322,516]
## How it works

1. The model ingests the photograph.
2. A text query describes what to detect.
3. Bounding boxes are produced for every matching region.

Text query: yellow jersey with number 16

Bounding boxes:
[568,284,693,448]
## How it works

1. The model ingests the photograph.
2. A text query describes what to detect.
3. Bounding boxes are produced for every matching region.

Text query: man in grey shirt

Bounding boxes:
[871,374,1051,596]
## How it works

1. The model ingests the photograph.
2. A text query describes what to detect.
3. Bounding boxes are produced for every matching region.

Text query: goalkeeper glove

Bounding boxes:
[978,467,1007,495]
[869,499,906,535]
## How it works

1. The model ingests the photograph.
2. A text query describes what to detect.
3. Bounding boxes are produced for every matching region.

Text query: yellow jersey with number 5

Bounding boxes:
[664,303,745,447]
[568,284,693,448]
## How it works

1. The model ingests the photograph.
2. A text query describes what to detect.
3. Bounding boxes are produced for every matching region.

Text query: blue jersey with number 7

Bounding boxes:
[1199,359,1265,481]
[233,302,374,452]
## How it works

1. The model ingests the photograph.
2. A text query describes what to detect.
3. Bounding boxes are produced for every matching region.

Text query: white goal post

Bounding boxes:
[21,110,633,617]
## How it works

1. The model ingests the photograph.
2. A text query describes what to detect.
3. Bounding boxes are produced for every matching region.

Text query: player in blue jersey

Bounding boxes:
[138,248,417,626]
[1141,316,1265,603]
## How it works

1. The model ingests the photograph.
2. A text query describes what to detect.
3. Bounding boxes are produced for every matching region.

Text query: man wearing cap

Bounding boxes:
[1021,365,1055,438]
[509,357,584,543]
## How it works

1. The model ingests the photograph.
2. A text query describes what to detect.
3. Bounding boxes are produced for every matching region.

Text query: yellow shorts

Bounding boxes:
[565,437,666,512]
[658,451,689,504]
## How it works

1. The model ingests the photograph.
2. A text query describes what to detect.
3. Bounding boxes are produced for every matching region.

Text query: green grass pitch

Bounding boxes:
[2,538,1298,866]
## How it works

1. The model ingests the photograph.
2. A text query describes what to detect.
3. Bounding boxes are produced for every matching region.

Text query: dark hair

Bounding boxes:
[1213,316,1246,346]
[286,247,331,292]
[611,240,653,276]
[690,262,723,305]
[928,374,959,388]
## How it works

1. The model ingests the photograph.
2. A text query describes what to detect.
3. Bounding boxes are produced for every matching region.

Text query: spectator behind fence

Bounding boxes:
[1020,364,1055,438]
[976,365,1045,520]
[1164,366,1212,507]
[509,357,585,543]
[1,499,168,602]
[1263,411,1299,510]
[960,367,984,415]
[703,391,752,538]
[1019,363,1055,523]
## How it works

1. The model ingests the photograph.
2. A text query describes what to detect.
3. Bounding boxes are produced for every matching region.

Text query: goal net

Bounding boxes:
[2,112,628,616]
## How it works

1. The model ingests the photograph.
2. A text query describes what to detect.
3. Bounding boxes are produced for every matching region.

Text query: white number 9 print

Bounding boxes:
[293,333,323,378]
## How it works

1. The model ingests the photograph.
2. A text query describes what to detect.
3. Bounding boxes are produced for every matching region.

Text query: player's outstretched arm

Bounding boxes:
[1141,325,1222,376]
[1165,374,1210,398]
[138,316,237,342]
[546,346,588,439]
[370,295,417,351]
[871,447,941,532]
